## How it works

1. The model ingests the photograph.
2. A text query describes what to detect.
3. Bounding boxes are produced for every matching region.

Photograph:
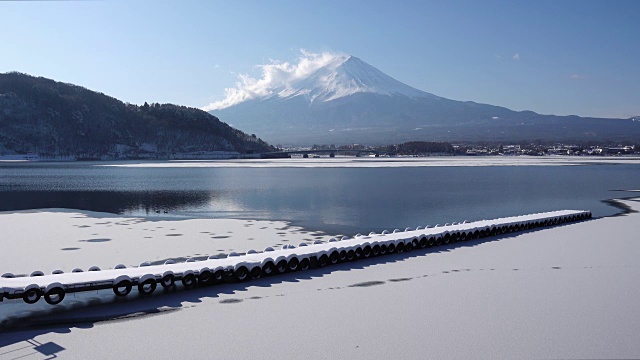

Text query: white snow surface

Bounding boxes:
[1,201,640,359]
[0,210,333,276]
[1,210,586,290]
[100,155,640,168]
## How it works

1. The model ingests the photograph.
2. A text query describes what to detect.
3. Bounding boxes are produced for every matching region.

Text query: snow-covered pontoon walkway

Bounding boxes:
[1,210,591,305]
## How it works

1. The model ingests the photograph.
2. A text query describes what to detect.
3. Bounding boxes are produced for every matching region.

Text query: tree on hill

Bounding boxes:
[0,72,274,157]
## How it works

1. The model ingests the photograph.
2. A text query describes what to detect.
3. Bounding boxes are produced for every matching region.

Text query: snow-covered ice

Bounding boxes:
[101,155,640,168]
[1,199,640,359]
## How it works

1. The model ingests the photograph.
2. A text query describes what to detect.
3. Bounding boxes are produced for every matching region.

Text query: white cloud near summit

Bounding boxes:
[203,50,345,111]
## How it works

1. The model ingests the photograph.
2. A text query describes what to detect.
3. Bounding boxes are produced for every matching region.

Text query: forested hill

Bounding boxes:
[0,72,274,158]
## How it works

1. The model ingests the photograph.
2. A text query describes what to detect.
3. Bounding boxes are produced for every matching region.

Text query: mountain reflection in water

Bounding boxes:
[0,190,214,215]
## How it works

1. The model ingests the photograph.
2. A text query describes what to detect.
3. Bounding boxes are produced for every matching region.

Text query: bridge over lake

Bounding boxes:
[261,149,382,158]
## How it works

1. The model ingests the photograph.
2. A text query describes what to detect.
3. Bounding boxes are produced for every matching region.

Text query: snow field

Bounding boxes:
[1,210,590,305]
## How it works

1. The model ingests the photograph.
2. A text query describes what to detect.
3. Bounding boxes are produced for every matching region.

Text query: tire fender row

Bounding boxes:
[0,211,592,304]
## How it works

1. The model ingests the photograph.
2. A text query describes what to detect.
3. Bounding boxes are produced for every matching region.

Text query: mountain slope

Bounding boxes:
[0,72,274,157]
[270,56,436,103]
[210,55,640,146]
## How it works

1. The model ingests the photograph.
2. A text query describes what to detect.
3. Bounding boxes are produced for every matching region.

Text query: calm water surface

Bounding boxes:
[1,161,639,234]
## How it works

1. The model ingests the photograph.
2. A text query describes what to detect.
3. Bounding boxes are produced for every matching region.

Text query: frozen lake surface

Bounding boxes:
[1,157,639,234]
[2,157,640,358]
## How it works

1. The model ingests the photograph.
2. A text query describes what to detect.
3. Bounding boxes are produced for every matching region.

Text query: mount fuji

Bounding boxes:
[208,54,639,146]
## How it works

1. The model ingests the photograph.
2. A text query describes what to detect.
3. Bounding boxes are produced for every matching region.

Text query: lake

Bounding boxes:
[1,160,639,234]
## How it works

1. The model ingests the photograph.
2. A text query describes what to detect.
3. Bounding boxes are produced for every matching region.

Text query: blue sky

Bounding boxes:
[1,0,638,118]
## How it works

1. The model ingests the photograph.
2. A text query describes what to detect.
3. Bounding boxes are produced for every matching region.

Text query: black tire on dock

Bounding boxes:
[372,245,381,256]
[276,260,288,274]
[459,233,467,241]
[428,237,436,247]
[23,288,42,304]
[182,273,196,288]
[235,266,249,281]
[404,241,413,252]
[329,251,339,264]
[262,261,276,276]
[380,244,388,255]
[198,270,214,286]
[435,236,443,246]
[299,258,310,271]
[113,280,133,296]
[250,266,262,280]
[44,287,65,305]
[318,254,329,267]
[443,234,451,244]
[363,245,372,258]
[288,257,300,272]
[339,250,347,261]
[161,273,175,288]
[346,250,356,260]
[214,269,225,283]
[396,242,405,253]
[355,247,363,258]
[138,278,157,295]
[419,237,427,248]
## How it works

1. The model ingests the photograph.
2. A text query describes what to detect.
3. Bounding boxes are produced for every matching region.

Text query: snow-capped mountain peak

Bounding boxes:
[204,52,435,111]
[277,55,435,103]
[207,52,636,147]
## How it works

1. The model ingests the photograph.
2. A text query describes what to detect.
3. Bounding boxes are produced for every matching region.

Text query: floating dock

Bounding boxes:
[1,210,591,305]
